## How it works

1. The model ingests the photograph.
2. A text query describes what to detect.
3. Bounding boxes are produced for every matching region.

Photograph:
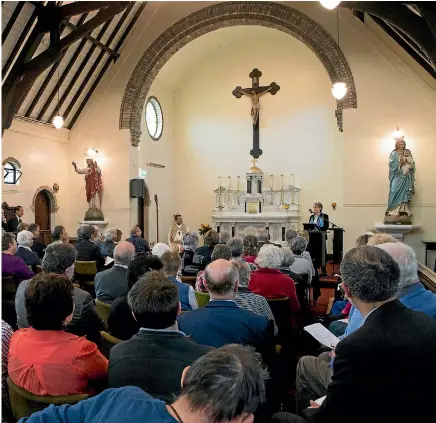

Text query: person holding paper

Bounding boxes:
[294,245,436,423]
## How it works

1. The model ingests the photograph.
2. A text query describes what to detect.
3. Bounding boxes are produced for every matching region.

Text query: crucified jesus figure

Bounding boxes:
[233,86,272,126]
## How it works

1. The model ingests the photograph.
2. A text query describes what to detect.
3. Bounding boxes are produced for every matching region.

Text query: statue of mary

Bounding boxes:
[385,138,415,222]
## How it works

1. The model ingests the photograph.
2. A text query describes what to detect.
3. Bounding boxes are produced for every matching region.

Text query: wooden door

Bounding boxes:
[35,190,51,244]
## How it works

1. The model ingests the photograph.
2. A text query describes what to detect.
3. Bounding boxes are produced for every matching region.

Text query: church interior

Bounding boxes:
[2,1,436,422]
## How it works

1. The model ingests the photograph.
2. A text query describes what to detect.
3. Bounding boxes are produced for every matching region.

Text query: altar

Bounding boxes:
[211,160,301,243]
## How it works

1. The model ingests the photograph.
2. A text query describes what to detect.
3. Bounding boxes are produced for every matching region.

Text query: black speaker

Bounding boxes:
[130,179,145,198]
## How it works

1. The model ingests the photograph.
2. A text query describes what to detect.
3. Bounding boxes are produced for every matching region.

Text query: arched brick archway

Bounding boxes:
[30,186,59,213]
[120,1,357,146]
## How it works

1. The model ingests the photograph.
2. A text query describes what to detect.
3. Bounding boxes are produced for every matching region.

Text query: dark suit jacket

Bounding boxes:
[109,329,212,402]
[177,300,273,356]
[308,300,436,423]
[94,265,129,304]
[7,215,21,232]
[74,239,105,270]
[15,247,40,267]
[194,245,214,270]
[16,281,106,345]
[108,295,139,341]
[31,238,46,259]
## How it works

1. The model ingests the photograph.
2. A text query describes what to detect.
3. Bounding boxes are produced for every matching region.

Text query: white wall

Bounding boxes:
[2,120,70,230]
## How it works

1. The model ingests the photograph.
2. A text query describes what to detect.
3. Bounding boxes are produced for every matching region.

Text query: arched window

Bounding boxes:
[3,160,22,185]
[145,96,163,140]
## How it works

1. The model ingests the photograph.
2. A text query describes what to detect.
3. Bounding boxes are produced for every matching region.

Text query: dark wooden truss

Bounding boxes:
[2,1,146,133]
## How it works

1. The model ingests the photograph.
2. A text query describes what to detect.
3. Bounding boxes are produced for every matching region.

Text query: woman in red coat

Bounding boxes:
[249,244,300,313]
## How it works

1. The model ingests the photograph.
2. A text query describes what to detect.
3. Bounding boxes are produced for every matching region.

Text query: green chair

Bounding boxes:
[95,299,111,324]
[195,291,210,307]
[99,331,122,359]
[7,377,89,420]
[74,261,97,298]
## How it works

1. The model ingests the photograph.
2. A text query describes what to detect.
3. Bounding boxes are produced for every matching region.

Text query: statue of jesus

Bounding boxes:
[72,159,103,210]
[233,86,272,126]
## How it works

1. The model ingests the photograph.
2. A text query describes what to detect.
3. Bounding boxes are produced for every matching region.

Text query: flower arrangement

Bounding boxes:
[199,224,212,235]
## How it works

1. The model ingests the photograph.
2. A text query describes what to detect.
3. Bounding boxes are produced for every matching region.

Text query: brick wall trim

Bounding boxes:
[120,1,358,146]
[30,186,59,213]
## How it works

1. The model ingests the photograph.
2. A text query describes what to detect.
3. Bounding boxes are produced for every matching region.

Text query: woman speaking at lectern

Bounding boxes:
[309,202,329,231]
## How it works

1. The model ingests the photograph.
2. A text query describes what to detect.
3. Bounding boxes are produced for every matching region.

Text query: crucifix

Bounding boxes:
[232,68,280,158]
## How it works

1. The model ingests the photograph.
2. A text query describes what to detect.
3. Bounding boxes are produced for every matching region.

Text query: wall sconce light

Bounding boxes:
[86,148,99,157]
[393,127,404,141]
[320,0,341,10]
[331,202,337,210]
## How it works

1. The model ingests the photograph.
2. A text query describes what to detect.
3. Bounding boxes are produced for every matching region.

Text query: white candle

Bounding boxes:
[280,175,284,190]
[292,174,295,187]
[228,176,231,191]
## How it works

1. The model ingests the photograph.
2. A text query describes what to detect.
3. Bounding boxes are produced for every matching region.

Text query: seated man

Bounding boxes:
[2,232,34,283]
[233,260,278,336]
[94,241,136,304]
[126,225,150,254]
[14,230,40,269]
[160,251,197,311]
[15,243,106,345]
[28,223,46,259]
[109,271,211,401]
[196,244,232,292]
[18,344,268,423]
[295,246,436,423]
[7,205,23,233]
[178,259,273,356]
[195,229,219,270]
[74,225,105,270]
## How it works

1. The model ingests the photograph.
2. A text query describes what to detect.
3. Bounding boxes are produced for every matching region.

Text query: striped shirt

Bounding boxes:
[235,289,278,336]
[2,320,13,422]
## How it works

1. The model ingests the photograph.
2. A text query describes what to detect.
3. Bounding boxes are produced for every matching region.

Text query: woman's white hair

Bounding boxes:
[104,227,118,241]
[255,244,283,269]
[17,230,34,247]
[152,242,171,258]
[281,247,295,267]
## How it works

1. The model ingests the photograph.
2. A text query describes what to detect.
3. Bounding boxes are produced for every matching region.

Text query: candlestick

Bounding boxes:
[237,176,240,191]
[228,176,231,191]
[270,174,273,192]
[280,175,283,190]
[218,176,221,206]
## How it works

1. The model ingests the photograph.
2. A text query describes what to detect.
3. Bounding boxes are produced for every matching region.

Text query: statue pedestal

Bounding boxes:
[375,224,420,241]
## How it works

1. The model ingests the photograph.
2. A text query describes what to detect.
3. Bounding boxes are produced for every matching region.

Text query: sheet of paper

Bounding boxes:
[338,318,348,323]
[304,323,340,349]
[315,396,326,406]
[105,256,114,266]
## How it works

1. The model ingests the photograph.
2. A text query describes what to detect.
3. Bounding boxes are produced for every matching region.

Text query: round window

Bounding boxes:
[145,96,163,140]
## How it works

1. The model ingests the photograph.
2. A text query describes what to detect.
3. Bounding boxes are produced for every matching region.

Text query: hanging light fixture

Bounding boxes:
[52,63,64,129]
[320,0,341,10]
[332,8,348,100]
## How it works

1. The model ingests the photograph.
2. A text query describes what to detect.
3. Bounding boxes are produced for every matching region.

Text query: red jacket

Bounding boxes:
[249,268,300,313]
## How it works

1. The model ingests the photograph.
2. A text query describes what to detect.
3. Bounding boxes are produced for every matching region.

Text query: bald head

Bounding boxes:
[114,241,136,266]
[376,242,418,288]
[205,259,239,298]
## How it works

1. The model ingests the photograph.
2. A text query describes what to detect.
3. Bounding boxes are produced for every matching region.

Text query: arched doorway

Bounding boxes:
[35,190,51,244]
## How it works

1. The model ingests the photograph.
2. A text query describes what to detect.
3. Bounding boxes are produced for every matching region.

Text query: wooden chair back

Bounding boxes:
[95,299,111,324]
[266,297,292,340]
[195,291,210,307]
[74,261,97,275]
[7,377,88,420]
[99,331,122,359]
[2,276,16,300]
[180,275,196,288]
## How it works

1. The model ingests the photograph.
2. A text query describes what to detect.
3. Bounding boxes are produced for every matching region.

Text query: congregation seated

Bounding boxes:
[151,242,171,258]
[16,243,106,345]
[195,243,231,292]
[92,226,104,247]
[354,228,379,246]
[180,232,199,276]
[7,205,24,232]
[2,232,34,283]
[94,241,135,304]
[14,230,41,269]
[279,247,304,285]
[227,236,244,261]
[218,230,230,244]
[285,230,315,275]
[249,245,300,314]
[289,236,314,282]
[108,254,163,340]
[1,209,7,232]
[2,319,13,422]
[16,221,28,232]
[295,245,436,422]
[242,234,259,264]
[233,260,278,336]
[178,259,274,355]
[161,251,198,311]
[99,227,118,258]
[126,225,150,254]
[47,225,70,248]
[367,232,397,245]
[22,344,268,423]
[28,223,46,259]
[108,271,211,401]
[9,273,108,396]
[194,229,219,270]
[74,225,104,270]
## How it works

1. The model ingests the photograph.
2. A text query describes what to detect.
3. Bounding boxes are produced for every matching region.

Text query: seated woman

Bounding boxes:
[8,273,108,395]
[242,234,259,264]
[249,245,300,314]
[195,244,231,293]
[108,254,163,341]
[194,230,219,270]
[181,232,199,276]
[100,227,118,258]
[2,232,34,283]
[14,230,41,270]
[47,225,70,248]
[279,247,304,285]
[289,236,314,283]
